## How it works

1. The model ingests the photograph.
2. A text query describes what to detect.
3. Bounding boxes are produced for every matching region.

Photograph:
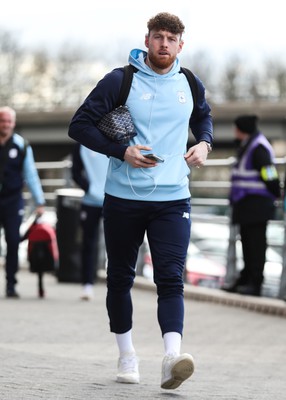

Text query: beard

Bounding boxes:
[148,51,176,70]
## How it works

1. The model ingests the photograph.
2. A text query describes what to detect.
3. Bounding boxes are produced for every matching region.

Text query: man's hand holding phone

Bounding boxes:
[143,154,164,163]
[124,145,164,168]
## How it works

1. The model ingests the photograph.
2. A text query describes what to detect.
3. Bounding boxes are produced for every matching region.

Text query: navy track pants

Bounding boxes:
[103,194,191,336]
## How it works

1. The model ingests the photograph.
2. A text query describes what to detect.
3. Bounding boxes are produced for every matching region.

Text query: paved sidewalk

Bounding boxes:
[1,267,286,399]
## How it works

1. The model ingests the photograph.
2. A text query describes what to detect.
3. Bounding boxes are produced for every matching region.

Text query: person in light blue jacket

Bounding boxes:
[71,143,109,300]
[0,106,45,298]
[69,12,213,390]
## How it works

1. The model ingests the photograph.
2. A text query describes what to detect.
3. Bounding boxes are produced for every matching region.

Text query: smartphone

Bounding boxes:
[144,153,165,163]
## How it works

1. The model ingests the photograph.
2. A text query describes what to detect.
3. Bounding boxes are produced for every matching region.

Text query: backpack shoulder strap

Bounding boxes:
[180,67,198,112]
[116,64,138,108]
[116,65,198,111]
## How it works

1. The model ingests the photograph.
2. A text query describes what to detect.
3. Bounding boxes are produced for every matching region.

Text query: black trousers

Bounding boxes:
[80,204,103,285]
[0,197,23,290]
[239,221,267,288]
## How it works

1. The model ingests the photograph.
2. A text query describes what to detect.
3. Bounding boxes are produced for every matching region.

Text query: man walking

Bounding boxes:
[0,106,45,298]
[69,12,213,389]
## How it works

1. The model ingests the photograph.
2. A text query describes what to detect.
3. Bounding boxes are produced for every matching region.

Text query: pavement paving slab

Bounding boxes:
[0,267,286,399]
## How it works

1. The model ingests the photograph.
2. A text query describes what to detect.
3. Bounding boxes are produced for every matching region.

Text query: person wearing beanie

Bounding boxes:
[222,114,281,296]
[234,115,258,134]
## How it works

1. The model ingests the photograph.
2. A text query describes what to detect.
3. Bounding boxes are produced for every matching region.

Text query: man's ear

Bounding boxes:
[145,34,149,48]
[178,40,184,54]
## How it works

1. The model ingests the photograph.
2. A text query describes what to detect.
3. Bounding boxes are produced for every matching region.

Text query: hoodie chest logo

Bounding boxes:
[9,148,18,158]
[140,93,153,100]
[177,91,187,103]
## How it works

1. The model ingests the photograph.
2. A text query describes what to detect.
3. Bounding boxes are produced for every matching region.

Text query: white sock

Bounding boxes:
[163,332,182,356]
[115,330,135,357]
[83,284,93,294]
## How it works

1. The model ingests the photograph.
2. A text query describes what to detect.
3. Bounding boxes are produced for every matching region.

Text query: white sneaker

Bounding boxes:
[161,353,195,390]
[116,352,140,384]
[80,284,94,301]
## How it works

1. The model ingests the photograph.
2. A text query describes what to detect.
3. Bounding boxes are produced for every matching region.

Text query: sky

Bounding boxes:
[0,0,285,66]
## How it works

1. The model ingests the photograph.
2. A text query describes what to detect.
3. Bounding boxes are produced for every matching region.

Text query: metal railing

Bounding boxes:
[21,156,286,299]
[190,156,286,299]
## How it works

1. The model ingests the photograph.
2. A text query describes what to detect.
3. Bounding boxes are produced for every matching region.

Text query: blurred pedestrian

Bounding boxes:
[68,12,213,389]
[222,115,281,296]
[0,106,45,298]
[71,143,109,300]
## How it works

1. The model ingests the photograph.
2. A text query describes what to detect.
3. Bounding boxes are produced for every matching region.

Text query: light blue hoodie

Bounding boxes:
[104,49,194,201]
[79,146,109,206]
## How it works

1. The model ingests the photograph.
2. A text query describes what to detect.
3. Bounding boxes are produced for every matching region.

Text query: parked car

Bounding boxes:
[137,220,283,298]
[137,235,227,289]
[195,238,282,297]
[185,242,226,288]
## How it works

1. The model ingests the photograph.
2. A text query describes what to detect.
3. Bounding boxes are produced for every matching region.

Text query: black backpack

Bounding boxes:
[29,240,56,273]
[116,64,199,113]
[24,219,59,273]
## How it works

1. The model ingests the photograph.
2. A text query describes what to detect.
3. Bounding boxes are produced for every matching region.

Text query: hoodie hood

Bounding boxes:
[128,48,181,77]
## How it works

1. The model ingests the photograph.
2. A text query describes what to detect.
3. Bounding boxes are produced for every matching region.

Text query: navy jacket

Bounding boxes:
[0,133,45,207]
[68,67,213,160]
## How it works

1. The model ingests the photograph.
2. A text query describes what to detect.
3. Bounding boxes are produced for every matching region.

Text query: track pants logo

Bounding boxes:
[182,212,190,219]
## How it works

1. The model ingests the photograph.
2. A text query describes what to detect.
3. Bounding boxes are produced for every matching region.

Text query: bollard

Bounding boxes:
[224,223,239,285]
